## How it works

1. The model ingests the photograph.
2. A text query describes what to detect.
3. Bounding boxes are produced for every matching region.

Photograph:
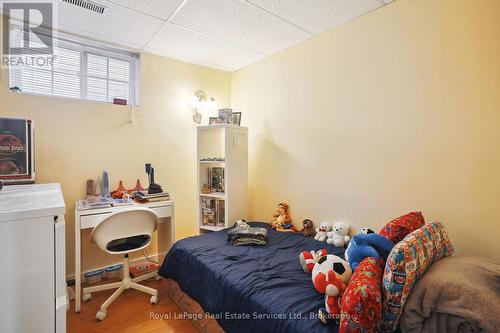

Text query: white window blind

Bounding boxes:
[8,26,139,105]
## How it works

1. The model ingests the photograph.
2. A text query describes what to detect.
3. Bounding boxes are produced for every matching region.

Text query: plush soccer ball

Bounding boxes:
[314,222,331,242]
[311,254,352,324]
[311,254,352,286]
[326,222,351,247]
[298,250,353,324]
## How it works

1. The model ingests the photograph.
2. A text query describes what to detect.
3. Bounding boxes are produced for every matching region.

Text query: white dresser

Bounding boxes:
[0,183,66,333]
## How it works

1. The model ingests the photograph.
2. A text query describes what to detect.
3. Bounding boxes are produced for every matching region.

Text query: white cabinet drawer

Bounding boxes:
[150,205,172,219]
[80,213,109,229]
[80,205,172,229]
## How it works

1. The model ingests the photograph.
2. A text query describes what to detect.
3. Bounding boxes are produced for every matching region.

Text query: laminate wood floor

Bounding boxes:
[67,279,198,333]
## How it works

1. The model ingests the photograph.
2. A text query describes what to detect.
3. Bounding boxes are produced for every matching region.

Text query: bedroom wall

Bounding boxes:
[0,19,231,276]
[231,0,500,259]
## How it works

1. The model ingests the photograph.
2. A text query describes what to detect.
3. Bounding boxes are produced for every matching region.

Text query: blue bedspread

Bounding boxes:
[159,222,345,333]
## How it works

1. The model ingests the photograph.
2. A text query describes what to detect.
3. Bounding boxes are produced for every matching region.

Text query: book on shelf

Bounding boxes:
[208,167,224,193]
[201,197,217,225]
[216,199,225,227]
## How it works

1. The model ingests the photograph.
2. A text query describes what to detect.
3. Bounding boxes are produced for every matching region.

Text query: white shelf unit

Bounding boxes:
[197,124,248,234]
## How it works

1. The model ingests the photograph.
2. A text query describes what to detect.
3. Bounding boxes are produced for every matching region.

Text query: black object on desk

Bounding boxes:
[145,163,163,194]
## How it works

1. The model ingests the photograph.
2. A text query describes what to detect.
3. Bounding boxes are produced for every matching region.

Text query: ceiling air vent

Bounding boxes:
[61,0,108,15]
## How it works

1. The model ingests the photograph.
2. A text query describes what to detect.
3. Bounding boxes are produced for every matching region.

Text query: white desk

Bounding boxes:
[74,199,175,312]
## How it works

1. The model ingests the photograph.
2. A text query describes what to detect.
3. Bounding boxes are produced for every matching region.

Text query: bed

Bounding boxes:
[159,222,345,333]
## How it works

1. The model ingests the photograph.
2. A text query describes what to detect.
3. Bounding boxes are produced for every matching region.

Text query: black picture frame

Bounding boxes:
[231,112,241,126]
[209,117,221,125]
[0,118,35,184]
[218,108,233,123]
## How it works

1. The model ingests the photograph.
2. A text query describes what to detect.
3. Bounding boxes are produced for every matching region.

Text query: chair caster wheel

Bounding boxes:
[82,293,92,302]
[96,310,107,321]
[150,295,158,304]
[155,275,162,281]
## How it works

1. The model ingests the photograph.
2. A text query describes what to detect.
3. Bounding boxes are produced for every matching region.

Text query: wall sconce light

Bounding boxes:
[189,90,217,124]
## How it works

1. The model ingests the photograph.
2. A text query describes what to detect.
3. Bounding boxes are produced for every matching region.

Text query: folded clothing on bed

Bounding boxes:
[400,255,500,333]
[227,220,268,246]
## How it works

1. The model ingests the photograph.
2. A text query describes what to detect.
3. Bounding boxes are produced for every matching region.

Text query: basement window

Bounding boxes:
[8,26,140,105]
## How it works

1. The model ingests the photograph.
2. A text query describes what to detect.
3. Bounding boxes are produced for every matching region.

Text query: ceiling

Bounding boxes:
[2,0,394,72]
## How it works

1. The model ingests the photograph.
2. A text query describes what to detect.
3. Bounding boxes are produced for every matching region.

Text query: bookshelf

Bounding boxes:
[197,124,248,234]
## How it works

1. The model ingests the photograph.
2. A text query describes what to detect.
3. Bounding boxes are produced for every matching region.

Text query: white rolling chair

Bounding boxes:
[82,208,159,321]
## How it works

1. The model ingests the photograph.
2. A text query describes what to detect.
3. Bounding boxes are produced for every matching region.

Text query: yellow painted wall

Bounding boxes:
[2,0,499,278]
[231,0,500,259]
[0,31,231,275]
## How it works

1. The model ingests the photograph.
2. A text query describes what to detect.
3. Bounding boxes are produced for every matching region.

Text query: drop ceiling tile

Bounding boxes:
[170,0,312,55]
[56,0,164,49]
[247,0,392,35]
[144,23,265,72]
[106,0,185,20]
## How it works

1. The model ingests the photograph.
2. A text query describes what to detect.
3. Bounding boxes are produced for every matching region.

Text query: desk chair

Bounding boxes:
[82,208,159,321]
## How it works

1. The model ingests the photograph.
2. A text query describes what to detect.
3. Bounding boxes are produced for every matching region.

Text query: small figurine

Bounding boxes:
[201,183,211,194]
[101,170,110,197]
[111,180,128,199]
[300,219,316,237]
[129,179,145,193]
[86,179,96,197]
[271,202,298,233]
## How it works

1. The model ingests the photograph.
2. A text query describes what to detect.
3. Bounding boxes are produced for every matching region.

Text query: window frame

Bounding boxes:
[8,25,141,106]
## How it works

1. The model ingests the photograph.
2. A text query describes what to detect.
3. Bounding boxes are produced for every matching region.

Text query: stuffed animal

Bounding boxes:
[300,219,315,237]
[299,249,327,273]
[326,221,350,247]
[299,250,352,324]
[314,222,331,241]
[271,202,299,232]
[361,227,375,234]
[313,255,352,324]
[345,233,394,270]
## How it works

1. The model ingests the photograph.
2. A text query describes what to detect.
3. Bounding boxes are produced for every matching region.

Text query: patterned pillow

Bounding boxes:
[340,257,384,333]
[379,212,425,244]
[380,222,454,332]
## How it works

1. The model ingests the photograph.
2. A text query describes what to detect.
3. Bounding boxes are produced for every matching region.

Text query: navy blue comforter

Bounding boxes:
[159,222,345,333]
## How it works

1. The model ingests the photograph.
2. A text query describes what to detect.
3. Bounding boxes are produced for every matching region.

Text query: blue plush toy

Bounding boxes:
[345,233,394,270]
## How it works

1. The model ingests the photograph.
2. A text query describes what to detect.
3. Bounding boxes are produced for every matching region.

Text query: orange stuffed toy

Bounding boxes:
[271,202,299,233]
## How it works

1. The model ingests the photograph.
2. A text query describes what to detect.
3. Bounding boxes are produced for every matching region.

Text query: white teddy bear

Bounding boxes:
[326,222,351,247]
[314,222,331,242]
